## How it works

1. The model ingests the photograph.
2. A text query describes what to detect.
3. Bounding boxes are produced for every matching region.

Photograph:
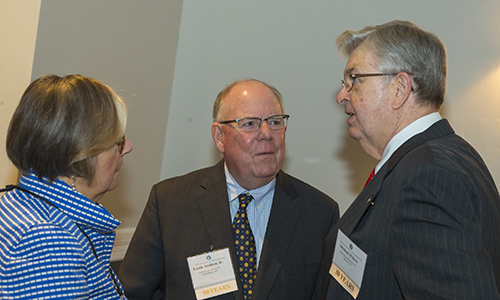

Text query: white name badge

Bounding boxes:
[187,248,238,300]
[329,230,367,299]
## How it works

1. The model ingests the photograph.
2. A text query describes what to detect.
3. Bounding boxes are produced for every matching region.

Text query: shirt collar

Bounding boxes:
[224,163,276,206]
[376,112,442,173]
[19,172,120,233]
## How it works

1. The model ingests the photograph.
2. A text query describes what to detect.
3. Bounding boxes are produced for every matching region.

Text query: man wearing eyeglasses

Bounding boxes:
[321,20,500,300]
[120,78,339,300]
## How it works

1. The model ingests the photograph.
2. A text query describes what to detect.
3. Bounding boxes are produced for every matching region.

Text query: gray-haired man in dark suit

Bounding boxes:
[322,20,500,300]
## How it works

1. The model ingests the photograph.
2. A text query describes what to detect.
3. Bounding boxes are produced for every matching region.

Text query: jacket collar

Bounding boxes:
[19,172,120,233]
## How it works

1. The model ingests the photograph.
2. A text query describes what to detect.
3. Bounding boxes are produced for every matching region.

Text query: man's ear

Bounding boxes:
[392,72,413,109]
[211,123,225,153]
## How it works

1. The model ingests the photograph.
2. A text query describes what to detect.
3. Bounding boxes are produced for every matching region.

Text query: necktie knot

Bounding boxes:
[239,193,253,208]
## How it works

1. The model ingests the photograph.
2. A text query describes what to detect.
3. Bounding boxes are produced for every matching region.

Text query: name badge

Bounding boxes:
[187,247,238,299]
[329,229,367,299]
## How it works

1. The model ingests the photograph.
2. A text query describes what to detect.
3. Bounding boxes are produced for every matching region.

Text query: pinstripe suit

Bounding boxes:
[322,119,500,299]
[120,160,339,300]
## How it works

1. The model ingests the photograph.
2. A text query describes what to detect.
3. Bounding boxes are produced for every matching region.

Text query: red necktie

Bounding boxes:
[364,169,375,188]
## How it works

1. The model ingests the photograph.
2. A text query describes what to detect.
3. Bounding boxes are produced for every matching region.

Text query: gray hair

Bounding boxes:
[337,20,447,108]
[213,78,284,122]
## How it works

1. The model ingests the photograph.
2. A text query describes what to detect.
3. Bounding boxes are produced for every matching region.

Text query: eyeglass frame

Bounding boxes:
[116,135,126,154]
[218,114,290,132]
[341,73,399,92]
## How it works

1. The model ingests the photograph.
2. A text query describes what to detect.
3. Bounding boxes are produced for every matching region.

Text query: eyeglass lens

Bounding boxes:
[238,116,288,132]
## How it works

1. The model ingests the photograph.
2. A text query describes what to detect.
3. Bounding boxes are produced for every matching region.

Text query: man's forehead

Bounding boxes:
[223,85,280,115]
[343,51,362,75]
[343,47,378,75]
[227,82,276,102]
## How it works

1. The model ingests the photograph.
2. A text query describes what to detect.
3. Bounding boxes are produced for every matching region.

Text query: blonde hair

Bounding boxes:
[7,74,127,182]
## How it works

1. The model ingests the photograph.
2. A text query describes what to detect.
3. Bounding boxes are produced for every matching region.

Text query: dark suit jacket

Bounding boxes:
[321,119,500,300]
[120,160,339,300]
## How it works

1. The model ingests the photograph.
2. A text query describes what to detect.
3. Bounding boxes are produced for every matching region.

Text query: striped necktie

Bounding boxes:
[233,193,257,300]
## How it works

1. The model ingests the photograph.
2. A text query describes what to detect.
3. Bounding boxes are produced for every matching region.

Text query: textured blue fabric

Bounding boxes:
[0,173,125,299]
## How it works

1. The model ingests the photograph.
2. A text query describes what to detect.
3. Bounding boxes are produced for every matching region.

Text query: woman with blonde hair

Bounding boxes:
[0,74,133,299]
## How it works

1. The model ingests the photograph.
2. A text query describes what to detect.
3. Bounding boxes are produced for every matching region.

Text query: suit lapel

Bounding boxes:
[197,161,233,248]
[196,160,244,300]
[320,176,382,300]
[338,175,382,234]
[333,119,454,239]
[252,171,300,299]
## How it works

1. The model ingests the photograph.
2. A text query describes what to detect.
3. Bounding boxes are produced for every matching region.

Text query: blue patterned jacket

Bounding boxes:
[0,172,125,299]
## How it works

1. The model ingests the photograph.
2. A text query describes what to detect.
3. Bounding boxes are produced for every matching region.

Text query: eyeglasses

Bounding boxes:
[116,135,126,154]
[341,73,398,92]
[219,114,290,133]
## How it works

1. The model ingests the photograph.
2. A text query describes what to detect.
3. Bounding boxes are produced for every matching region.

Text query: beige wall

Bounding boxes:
[0,0,41,186]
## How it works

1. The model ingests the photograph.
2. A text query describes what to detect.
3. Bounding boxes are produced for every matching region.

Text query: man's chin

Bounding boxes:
[253,166,280,179]
[348,128,361,140]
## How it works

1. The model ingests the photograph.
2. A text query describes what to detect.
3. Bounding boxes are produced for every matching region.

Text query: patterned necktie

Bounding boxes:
[364,168,375,188]
[233,193,257,300]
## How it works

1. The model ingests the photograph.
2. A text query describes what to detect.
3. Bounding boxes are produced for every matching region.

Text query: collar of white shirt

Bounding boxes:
[376,112,442,174]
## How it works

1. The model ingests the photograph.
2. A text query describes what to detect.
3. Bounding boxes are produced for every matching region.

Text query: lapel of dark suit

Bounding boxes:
[320,172,384,299]
[196,160,244,300]
[252,171,300,300]
[335,118,454,237]
[330,163,385,241]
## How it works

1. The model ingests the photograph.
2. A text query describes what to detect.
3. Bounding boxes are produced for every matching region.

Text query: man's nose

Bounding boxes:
[256,121,273,140]
[336,86,350,105]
